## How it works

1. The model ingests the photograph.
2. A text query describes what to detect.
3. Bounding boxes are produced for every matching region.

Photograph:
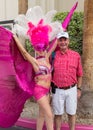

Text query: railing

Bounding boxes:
[0,20,14,30]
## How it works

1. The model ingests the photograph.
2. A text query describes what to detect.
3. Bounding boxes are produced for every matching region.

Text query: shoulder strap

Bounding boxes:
[51,51,56,75]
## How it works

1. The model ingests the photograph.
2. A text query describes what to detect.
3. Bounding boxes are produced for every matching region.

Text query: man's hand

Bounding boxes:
[77,88,82,99]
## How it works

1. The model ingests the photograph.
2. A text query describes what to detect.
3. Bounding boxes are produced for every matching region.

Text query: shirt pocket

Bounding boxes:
[69,62,77,73]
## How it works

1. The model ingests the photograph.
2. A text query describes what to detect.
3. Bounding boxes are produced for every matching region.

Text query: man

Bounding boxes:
[51,31,83,130]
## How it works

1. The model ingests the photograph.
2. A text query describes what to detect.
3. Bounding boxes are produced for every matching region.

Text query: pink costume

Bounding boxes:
[0,26,34,128]
[0,25,54,128]
[33,64,52,100]
[33,84,50,100]
[0,2,78,128]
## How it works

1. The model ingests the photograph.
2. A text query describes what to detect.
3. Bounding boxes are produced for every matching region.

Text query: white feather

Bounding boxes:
[12,24,28,47]
[14,15,28,29]
[26,6,44,25]
[49,22,63,41]
[13,6,63,43]
[44,10,57,24]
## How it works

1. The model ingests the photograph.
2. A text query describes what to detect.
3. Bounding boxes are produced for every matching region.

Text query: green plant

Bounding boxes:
[25,39,34,54]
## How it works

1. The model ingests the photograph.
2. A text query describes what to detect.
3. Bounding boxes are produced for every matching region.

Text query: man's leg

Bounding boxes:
[66,87,77,130]
[52,89,65,130]
[68,114,76,130]
[54,115,62,130]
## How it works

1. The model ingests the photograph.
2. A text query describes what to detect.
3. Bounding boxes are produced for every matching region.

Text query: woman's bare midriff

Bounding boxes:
[35,74,51,88]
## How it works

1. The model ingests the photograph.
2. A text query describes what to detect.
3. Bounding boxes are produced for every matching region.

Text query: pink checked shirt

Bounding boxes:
[52,49,83,88]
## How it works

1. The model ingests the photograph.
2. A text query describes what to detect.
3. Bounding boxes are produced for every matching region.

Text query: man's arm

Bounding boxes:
[77,76,82,99]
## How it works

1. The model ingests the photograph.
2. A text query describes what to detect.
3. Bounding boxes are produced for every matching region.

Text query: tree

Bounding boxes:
[18,0,28,14]
[82,0,93,90]
[79,0,93,119]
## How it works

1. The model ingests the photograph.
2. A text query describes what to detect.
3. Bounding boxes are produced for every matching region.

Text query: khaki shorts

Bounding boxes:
[52,86,77,115]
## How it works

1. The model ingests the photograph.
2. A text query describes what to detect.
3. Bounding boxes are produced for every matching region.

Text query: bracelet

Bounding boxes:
[77,87,82,91]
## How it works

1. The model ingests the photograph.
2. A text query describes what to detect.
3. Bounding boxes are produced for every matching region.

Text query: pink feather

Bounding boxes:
[62,1,78,31]
[27,19,52,51]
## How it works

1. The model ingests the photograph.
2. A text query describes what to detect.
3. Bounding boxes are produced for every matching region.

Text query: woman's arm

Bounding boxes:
[13,34,39,72]
[47,38,57,57]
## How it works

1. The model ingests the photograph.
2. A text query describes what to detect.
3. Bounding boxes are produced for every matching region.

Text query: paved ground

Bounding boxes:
[0,126,33,130]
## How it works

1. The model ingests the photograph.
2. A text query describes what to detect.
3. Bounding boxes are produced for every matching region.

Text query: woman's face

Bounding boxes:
[36,50,46,56]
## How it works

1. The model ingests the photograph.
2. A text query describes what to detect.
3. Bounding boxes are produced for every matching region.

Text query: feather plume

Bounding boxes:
[62,1,78,30]
[13,6,63,44]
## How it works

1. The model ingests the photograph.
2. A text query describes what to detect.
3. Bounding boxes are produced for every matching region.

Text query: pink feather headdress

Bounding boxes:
[27,19,52,51]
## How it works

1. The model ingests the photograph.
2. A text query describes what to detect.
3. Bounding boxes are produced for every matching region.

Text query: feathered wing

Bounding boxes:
[0,26,34,128]
[62,1,78,30]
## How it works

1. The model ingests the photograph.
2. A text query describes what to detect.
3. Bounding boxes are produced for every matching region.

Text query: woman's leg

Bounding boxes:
[36,106,45,130]
[37,94,54,130]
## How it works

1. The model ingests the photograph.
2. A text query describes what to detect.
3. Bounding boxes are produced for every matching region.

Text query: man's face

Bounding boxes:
[58,37,69,52]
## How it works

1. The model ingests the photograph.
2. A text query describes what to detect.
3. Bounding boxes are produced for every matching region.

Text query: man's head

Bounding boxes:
[57,31,69,39]
[57,31,69,52]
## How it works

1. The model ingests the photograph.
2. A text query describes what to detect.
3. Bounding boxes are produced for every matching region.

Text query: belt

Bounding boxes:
[51,82,76,90]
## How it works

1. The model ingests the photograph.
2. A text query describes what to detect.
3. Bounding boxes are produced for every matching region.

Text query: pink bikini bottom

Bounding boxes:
[33,84,50,100]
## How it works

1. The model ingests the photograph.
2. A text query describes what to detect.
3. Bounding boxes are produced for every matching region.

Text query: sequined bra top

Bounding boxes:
[35,65,52,76]
[35,55,53,76]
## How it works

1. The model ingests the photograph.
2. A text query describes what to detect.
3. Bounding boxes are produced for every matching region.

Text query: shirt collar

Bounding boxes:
[59,48,69,55]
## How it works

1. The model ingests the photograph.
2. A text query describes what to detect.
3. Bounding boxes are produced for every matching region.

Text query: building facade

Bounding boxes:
[0,0,84,21]
[0,0,18,20]
[28,0,84,13]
